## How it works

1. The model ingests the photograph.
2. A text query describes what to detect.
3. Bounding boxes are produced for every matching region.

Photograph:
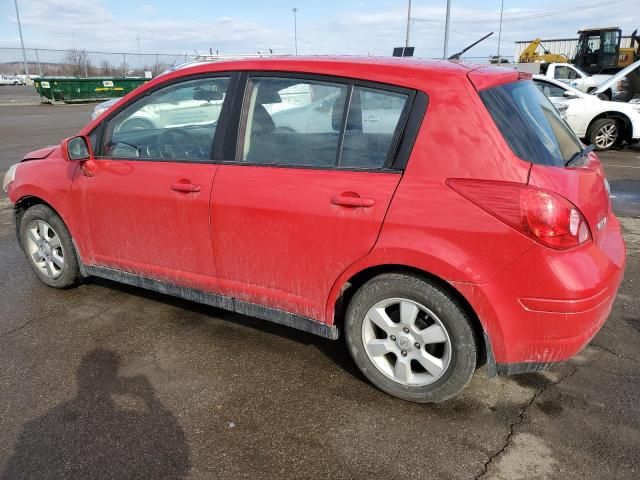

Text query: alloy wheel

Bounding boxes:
[362,298,452,386]
[26,220,65,279]
[595,123,618,149]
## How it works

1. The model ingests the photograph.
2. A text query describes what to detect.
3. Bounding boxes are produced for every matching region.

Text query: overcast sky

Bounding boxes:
[1,0,639,60]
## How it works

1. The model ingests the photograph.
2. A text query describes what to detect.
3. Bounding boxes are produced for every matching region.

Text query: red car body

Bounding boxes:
[6,57,625,376]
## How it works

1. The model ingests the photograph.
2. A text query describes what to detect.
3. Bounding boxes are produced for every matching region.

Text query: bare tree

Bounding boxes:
[100,60,113,75]
[63,49,92,77]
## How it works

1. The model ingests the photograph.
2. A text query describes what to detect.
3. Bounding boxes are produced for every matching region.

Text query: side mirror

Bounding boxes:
[62,135,92,161]
[563,91,578,99]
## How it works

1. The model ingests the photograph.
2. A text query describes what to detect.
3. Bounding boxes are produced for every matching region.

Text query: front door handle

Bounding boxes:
[171,183,202,193]
[331,193,375,208]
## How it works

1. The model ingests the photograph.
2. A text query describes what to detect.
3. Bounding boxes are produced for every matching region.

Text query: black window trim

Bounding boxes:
[335,84,354,167]
[90,71,241,164]
[222,70,428,173]
[88,69,429,171]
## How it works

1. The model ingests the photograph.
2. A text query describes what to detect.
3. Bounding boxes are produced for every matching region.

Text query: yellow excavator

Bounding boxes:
[519,29,640,74]
[518,39,568,63]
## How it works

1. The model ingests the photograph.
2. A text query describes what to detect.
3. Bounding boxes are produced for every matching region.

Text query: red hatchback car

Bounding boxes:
[4,57,626,402]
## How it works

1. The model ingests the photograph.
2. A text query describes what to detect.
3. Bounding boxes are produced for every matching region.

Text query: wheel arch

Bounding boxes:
[587,111,633,142]
[13,195,58,247]
[12,195,82,257]
[328,262,489,369]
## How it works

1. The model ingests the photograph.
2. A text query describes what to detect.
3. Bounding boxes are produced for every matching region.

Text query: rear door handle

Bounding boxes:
[171,183,202,193]
[331,194,375,208]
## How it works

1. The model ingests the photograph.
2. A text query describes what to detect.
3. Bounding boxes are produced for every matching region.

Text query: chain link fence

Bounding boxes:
[0,47,190,78]
[0,47,515,78]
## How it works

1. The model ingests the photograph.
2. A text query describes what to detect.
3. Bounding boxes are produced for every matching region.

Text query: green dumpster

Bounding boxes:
[33,77,149,104]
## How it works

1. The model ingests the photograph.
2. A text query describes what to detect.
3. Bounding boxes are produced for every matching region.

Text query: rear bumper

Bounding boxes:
[454,212,626,371]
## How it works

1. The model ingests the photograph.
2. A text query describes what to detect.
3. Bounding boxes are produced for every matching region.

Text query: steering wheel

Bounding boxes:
[156,128,197,160]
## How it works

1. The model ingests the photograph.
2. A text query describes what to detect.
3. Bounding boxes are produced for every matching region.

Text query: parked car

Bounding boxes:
[4,58,625,403]
[0,74,23,85]
[91,98,119,120]
[593,59,640,113]
[533,74,640,150]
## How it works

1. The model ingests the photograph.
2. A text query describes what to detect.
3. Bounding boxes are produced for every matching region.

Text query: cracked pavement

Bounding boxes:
[1,98,639,479]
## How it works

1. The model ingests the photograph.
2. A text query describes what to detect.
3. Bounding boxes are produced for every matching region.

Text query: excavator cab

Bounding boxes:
[574,28,622,74]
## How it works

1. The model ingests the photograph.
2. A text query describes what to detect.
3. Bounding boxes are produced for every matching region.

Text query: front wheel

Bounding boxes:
[344,273,477,403]
[19,204,82,288]
[589,118,621,150]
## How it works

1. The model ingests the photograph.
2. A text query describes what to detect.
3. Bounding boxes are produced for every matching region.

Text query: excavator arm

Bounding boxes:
[519,39,568,63]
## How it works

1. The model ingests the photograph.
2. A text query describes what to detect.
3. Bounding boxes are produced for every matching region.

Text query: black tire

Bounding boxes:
[344,273,477,403]
[588,117,621,151]
[19,204,82,289]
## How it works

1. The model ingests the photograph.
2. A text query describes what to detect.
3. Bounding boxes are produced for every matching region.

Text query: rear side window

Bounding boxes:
[238,76,410,170]
[480,80,582,166]
[239,77,347,167]
[340,87,409,169]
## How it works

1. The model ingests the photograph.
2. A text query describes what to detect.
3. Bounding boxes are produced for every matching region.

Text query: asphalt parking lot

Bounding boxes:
[1,84,639,479]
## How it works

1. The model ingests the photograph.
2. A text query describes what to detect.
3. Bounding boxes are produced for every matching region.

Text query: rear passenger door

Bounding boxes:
[211,74,416,321]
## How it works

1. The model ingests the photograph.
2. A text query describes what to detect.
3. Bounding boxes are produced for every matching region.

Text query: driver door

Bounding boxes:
[71,75,232,290]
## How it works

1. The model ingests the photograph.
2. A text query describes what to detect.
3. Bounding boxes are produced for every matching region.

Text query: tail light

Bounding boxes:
[446,179,591,250]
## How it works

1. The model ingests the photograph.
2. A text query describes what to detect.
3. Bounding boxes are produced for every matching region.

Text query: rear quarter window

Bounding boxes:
[479,80,582,166]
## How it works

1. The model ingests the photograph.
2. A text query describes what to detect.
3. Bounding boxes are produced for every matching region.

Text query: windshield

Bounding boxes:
[479,80,583,166]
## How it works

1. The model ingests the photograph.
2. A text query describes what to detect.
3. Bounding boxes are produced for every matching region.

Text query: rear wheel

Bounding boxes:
[20,204,82,289]
[589,118,621,150]
[344,273,477,403]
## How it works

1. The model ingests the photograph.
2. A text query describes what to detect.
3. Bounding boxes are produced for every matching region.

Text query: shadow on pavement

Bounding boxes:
[1,348,191,480]
[89,277,368,383]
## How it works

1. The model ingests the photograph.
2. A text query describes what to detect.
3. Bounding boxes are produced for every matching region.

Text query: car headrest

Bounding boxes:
[251,103,276,135]
[331,90,362,132]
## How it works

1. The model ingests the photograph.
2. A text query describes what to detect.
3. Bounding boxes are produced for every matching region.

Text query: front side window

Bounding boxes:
[238,76,410,169]
[584,35,601,54]
[602,30,620,54]
[480,80,582,166]
[100,77,230,161]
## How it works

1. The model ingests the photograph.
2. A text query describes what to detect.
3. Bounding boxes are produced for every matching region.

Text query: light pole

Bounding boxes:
[13,0,30,78]
[292,8,298,56]
[497,0,504,60]
[405,0,412,49]
[443,0,452,59]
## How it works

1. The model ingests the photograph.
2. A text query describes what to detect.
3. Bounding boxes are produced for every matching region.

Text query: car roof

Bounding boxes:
[146,56,485,90]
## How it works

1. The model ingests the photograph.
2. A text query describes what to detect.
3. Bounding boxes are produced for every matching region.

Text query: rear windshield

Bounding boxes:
[479,80,582,166]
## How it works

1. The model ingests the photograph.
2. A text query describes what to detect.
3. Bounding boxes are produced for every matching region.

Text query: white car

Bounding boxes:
[271,89,405,134]
[92,97,119,119]
[533,74,640,150]
[0,75,23,85]
[91,82,225,132]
